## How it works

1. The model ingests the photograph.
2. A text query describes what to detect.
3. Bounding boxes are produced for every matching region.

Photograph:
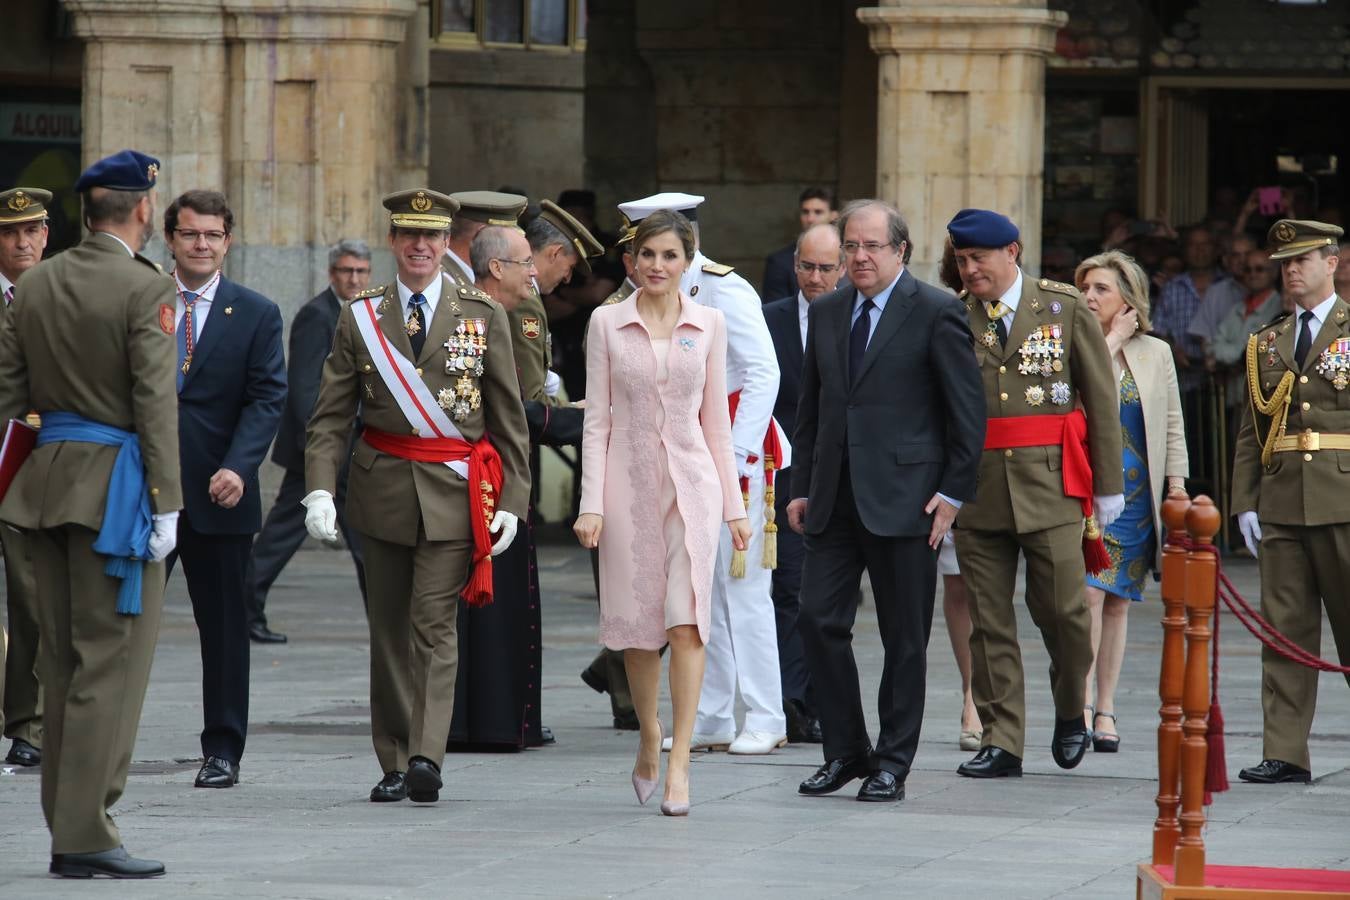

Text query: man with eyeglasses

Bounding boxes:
[0,186,52,772]
[790,200,985,802]
[244,239,374,644]
[761,222,843,745]
[305,189,529,803]
[162,189,286,791]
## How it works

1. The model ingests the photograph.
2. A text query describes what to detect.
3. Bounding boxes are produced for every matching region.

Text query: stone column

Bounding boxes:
[62,0,421,307]
[857,1,1066,280]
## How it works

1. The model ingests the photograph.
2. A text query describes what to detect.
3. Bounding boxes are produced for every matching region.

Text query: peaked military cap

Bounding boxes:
[618,192,705,230]
[1267,219,1344,261]
[74,149,161,193]
[537,199,604,274]
[0,188,53,226]
[451,190,527,226]
[383,189,458,231]
[947,208,1021,249]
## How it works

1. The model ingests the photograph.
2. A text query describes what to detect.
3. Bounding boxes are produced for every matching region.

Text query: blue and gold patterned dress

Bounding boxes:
[1087,367,1155,601]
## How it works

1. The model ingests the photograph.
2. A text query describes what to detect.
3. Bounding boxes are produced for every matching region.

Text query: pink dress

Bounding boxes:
[580,291,743,650]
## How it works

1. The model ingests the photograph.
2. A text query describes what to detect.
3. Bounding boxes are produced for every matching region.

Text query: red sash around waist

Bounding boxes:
[362,426,504,607]
[982,410,1108,573]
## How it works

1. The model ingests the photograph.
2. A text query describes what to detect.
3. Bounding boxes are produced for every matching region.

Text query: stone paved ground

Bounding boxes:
[2,530,1348,898]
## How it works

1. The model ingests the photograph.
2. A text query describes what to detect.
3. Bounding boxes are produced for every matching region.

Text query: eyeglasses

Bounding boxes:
[795,262,840,275]
[331,266,370,277]
[841,241,896,256]
[494,257,534,268]
[173,228,228,244]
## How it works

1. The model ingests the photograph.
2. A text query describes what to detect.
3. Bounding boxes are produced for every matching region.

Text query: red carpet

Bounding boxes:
[1154,864,1350,893]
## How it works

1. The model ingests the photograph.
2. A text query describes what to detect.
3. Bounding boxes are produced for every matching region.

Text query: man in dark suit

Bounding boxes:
[244,240,372,643]
[163,190,286,790]
[787,200,985,802]
[761,222,844,744]
[761,186,839,303]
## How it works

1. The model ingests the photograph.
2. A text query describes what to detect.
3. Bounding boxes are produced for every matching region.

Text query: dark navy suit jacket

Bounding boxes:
[272,287,340,473]
[761,293,803,498]
[177,276,286,535]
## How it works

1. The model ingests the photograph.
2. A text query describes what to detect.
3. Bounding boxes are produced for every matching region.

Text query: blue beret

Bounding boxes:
[947,208,1020,250]
[74,149,161,193]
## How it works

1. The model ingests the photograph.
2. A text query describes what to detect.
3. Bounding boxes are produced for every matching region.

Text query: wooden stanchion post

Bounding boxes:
[1175,495,1221,886]
[1152,494,1191,866]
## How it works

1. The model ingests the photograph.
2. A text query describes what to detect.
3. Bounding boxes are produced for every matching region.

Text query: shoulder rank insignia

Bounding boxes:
[457,284,494,302]
[702,262,734,277]
[352,285,386,301]
[1037,277,1078,296]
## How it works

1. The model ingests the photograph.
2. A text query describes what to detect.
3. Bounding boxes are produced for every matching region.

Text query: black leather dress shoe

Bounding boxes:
[613,711,640,731]
[957,746,1024,778]
[798,753,871,795]
[784,701,824,744]
[406,756,442,803]
[248,623,288,644]
[50,846,165,879]
[1051,716,1091,769]
[1238,758,1312,784]
[6,738,41,767]
[194,756,240,788]
[369,771,407,802]
[856,770,904,802]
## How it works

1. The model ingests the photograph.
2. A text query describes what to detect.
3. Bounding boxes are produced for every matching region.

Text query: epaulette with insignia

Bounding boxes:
[602,293,626,306]
[1037,277,1078,296]
[353,285,386,301]
[702,262,734,277]
[457,284,494,303]
[134,253,166,274]
[1266,310,1293,328]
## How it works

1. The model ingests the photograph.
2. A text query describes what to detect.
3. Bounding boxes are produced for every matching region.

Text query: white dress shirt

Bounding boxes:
[173,270,222,341]
[1298,292,1339,343]
[850,269,905,342]
[797,291,809,350]
[397,273,445,326]
[989,269,1024,333]
[445,248,473,284]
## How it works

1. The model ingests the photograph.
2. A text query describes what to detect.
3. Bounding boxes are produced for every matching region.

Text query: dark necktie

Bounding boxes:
[408,293,427,358]
[176,290,200,393]
[1294,309,1315,370]
[849,298,875,384]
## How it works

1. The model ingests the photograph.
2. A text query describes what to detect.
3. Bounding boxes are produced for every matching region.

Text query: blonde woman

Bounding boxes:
[1074,250,1188,752]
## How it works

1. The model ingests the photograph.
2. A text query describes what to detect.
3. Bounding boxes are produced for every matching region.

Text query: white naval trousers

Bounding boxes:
[695,466,786,736]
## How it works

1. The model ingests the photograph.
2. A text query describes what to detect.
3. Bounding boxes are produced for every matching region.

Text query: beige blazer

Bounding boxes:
[1119,332,1189,568]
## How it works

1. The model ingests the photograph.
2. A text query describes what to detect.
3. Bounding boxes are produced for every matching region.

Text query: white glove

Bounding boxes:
[489,510,518,556]
[147,511,179,562]
[734,447,756,479]
[544,370,562,397]
[302,489,339,543]
[1238,511,1262,558]
[1093,493,1125,530]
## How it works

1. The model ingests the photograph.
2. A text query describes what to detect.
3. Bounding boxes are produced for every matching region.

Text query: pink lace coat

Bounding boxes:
[580,291,743,650]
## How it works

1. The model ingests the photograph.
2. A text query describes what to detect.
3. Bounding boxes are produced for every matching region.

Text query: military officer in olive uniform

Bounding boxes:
[1232,219,1349,785]
[0,186,51,769]
[443,190,527,289]
[0,150,181,879]
[948,209,1124,779]
[304,189,530,803]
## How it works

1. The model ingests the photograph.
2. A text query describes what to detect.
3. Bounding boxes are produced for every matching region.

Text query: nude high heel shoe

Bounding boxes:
[632,721,662,805]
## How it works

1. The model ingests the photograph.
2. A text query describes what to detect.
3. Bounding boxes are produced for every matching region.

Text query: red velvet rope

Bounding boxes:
[1169,535,1350,674]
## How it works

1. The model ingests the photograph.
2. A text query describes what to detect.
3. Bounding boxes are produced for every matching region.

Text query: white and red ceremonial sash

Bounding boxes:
[353,295,469,479]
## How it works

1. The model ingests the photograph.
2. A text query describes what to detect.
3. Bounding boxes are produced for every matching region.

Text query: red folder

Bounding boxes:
[0,418,37,503]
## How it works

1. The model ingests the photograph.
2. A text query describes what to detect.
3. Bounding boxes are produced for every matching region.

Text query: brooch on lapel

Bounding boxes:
[679,337,696,351]
[224,306,233,316]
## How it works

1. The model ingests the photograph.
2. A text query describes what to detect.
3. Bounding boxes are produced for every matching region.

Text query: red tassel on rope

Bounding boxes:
[1083,535,1111,574]
[1205,600,1229,803]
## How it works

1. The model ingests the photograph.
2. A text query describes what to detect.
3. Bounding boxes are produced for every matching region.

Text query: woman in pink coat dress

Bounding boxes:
[574,209,749,816]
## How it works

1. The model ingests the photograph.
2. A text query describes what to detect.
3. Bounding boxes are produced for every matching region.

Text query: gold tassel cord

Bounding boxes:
[729,481,750,578]
[1245,333,1295,468]
[761,452,777,570]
